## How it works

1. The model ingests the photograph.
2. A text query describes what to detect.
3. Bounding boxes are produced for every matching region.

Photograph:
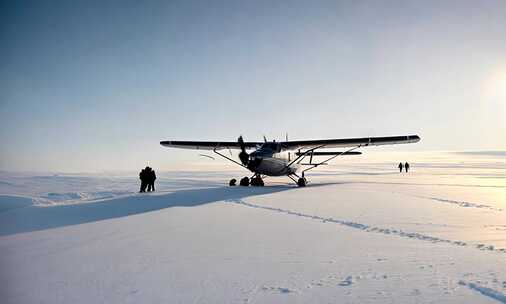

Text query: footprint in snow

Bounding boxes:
[261,286,296,294]
[409,289,421,296]
[338,276,353,286]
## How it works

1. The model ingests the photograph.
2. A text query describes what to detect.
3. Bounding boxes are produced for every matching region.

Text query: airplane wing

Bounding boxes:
[160,140,263,150]
[281,135,420,151]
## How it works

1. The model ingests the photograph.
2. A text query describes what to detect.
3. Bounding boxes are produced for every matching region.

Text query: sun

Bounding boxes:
[483,70,506,100]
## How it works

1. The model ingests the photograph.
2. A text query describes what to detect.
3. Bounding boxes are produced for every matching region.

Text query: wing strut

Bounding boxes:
[213,148,249,170]
[286,144,363,177]
[284,145,326,168]
[300,145,362,177]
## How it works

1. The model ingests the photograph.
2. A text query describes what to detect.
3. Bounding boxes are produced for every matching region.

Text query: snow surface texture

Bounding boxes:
[0,151,505,303]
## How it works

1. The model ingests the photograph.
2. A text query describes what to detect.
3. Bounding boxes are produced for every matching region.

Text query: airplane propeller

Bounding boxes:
[238,136,249,166]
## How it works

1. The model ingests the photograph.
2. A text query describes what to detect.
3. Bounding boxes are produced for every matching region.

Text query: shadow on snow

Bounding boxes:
[0,185,299,236]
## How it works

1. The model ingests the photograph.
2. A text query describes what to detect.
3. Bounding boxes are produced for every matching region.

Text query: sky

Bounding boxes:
[1,0,505,172]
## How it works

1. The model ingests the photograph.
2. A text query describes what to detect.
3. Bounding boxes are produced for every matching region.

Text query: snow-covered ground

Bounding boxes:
[0,151,505,303]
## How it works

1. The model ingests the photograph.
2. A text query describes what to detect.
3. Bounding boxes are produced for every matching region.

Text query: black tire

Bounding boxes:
[240,177,250,186]
[251,176,264,187]
[229,178,237,186]
[297,177,306,187]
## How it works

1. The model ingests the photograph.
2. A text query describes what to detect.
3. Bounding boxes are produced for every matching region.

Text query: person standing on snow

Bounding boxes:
[398,162,403,173]
[139,167,149,192]
[147,168,156,192]
[405,162,410,173]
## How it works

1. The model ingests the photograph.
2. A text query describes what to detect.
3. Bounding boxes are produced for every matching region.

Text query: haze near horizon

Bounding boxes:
[1,0,505,172]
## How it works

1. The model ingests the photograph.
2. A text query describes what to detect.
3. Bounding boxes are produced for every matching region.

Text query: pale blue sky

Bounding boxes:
[1,0,505,172]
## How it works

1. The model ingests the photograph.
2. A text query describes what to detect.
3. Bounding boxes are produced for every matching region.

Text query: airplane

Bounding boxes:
[160,134,420,187]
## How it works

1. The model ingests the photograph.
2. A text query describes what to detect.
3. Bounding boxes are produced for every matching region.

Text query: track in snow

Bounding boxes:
[228,199,506,254]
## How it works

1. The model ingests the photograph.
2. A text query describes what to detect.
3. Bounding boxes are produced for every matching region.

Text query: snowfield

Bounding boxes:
[0,152,505,303]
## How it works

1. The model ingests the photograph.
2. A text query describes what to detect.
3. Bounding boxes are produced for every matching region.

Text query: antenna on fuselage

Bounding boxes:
[285,132,288,142]
[263,135,267,143]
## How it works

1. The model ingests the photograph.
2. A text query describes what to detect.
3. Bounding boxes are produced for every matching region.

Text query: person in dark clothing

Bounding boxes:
[147,168,156,192]
[139,167,148,192]
[398,162,403,173]
[405,162,410,173]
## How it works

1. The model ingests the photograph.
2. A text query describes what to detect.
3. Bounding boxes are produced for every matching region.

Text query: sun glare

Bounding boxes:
[484,70,506,100]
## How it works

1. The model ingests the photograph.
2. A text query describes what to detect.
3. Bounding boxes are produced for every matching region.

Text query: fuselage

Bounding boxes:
[246,142,299,176]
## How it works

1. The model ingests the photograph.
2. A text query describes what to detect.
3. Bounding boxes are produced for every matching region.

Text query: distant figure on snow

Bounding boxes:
[139,167,149,192]
[139,166,156,192]
[147,168,156,192]
[398,162,403,173]
[405,162,410,173]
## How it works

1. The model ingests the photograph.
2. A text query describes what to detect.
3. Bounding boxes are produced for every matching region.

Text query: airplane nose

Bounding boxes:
[247,156,262,170]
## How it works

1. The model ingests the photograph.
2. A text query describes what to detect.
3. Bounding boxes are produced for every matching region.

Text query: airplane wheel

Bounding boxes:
[239,177,250,186]
[229,178,237,186]
[251,176,264,187]
[297,177,307,187]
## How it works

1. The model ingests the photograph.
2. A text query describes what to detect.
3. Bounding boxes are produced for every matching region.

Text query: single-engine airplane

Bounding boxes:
[160,134,420,187]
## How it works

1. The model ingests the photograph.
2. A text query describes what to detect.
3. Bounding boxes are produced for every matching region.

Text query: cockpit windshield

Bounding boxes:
[260,142,281,152]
